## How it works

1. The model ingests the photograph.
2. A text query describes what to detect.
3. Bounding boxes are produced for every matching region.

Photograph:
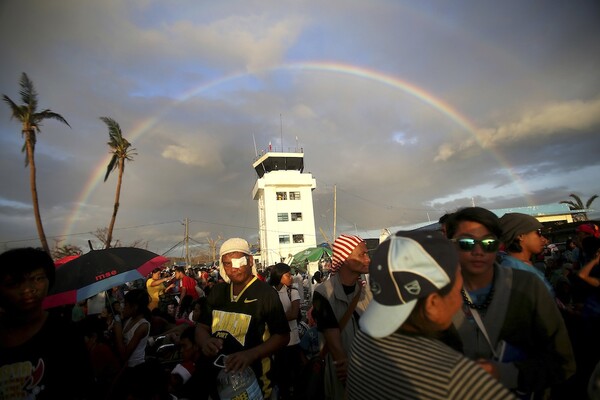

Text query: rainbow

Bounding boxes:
[61,61,532,238]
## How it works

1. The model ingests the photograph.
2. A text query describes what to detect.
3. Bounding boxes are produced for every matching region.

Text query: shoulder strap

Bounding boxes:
[339,284,362,330]
[318,283,363,358]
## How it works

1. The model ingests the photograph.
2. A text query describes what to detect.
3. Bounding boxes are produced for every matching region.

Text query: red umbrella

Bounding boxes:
[54,254,80,268]
[43,247,169,309]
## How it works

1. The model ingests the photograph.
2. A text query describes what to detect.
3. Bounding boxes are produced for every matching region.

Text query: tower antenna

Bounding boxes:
[253,133,258,157]
[280,113,283,152]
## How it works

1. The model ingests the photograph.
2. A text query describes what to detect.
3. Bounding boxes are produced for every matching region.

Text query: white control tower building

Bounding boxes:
[252,148,317,267]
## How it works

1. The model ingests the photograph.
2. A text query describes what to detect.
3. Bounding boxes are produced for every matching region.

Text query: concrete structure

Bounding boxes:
[252,150,317,267]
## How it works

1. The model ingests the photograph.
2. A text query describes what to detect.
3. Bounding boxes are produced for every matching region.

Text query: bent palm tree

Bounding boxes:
[2,73,71,254]
[559,193,598,221]
[100,117,137,249]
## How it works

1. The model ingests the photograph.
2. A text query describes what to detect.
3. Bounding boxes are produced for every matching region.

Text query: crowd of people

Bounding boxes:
[1,208,600,399]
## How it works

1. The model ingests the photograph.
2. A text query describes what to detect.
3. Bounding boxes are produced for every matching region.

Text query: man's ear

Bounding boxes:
[423,292,444,325]
[247,255,254,266]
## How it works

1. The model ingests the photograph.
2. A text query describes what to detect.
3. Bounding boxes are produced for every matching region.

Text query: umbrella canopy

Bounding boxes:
[43,247,169,309]
[291,247,332,267]
[54,254,80,268]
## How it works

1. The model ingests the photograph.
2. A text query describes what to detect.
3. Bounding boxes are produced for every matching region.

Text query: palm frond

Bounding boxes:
[104,155,119,182]
[559,200,577,210]
[37,109,71,128]
[568,193,584,208]
[2,95,22,118]
[586,195,599,209]
[19,73,38,111]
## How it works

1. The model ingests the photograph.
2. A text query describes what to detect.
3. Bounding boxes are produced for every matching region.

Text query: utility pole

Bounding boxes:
[184,218,190,266]
[333,184,337,240]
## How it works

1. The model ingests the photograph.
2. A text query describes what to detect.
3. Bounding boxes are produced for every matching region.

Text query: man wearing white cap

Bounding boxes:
[311,234,372,400]
[194,237,290,399]
[346,231,515,400]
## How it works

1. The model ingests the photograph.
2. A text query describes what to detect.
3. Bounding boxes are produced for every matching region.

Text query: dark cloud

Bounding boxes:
[1,0,599,253]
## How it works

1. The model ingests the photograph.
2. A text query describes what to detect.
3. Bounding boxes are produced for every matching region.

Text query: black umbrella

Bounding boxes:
[43,247,169,309]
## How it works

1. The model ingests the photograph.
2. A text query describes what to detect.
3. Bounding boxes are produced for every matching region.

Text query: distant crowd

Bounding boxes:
[1,207,600,400]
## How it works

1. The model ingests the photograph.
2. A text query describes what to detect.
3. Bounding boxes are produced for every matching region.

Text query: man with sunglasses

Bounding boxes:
[444,207,575,399]
[498,213,554,296]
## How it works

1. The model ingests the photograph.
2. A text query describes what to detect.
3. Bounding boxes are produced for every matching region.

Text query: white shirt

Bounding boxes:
[123,318,150,367]
[293,273,305,301]
[277,286,301,346]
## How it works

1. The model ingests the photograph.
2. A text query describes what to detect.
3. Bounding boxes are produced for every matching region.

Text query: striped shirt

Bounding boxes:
[347,330,516,400]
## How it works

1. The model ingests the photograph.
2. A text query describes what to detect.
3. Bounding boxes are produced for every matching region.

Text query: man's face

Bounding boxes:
[0,268,49,312]
[451,221,497,277]
[344,242,370,274]
[221,252,253,284]
[519,229,547,256]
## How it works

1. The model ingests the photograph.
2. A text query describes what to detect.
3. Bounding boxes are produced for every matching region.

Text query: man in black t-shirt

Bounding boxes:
[0,247,94,400]
[195,237,290,399]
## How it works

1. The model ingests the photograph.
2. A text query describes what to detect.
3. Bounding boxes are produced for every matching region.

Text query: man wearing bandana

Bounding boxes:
[195,237,290,399]
[311,234,372,400]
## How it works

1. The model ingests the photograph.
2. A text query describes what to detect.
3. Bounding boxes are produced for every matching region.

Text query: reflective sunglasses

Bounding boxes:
[535,229,543,237]
[452,238,500,253]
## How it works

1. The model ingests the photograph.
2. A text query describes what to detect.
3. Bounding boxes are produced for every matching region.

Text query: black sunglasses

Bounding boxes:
[452,238,500,253]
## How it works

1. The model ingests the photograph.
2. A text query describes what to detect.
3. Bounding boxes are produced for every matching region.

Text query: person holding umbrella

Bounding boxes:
[0,247,94,399]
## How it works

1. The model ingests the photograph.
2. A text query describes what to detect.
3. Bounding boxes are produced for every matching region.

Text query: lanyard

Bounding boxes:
[230,276,257,302]
[462,288,498,359]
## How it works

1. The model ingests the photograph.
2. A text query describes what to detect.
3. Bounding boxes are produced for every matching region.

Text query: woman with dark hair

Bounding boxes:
[269,263,303,400]
[0,247,94,399]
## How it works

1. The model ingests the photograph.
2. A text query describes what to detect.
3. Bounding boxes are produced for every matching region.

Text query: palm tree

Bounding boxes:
[2,73,71,255]
[559,193,599,221]
[100,117,137,249]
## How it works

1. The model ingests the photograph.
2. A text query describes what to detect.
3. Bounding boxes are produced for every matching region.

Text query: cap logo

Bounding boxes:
[404,280,421,295]
[370,280,382,295]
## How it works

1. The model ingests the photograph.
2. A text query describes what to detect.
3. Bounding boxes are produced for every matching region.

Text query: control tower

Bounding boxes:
[252,148,317,267]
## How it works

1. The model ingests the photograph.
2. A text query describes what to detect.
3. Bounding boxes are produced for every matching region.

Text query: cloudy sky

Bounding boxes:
[1,0,599,258]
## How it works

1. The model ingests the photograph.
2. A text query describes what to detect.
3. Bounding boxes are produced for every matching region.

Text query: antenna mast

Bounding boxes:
[333,184,337,239]
[280,113,283,152]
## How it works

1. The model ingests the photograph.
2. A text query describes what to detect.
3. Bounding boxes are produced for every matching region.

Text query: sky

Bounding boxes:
[1,0,599,259]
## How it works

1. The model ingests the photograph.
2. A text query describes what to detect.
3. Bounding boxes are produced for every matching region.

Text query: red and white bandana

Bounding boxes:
[331,234,364,273]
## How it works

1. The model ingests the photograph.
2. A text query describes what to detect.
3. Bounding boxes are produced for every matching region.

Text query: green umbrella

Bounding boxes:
[291,246,332,268]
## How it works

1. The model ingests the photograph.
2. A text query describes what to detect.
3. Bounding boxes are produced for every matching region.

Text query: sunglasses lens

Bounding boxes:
[455,238,499,252]
[457,239,476,251]
[480,239,499,252]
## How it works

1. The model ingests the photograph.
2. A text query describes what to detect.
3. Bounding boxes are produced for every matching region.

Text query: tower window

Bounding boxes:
[276,192,287,200]
[290,191,301,200]
[279,235,290,244]
[277,213,289,222]
[291,212,303,221]
[293,234,304,243]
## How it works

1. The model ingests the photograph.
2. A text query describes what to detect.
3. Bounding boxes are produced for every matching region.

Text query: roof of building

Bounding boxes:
[347,203,589,240]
